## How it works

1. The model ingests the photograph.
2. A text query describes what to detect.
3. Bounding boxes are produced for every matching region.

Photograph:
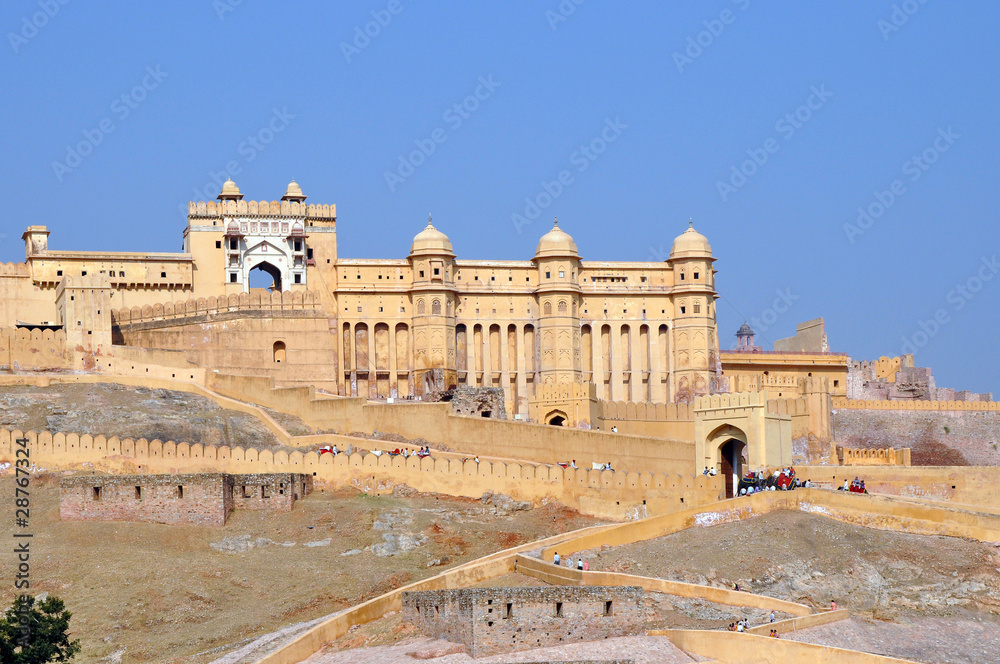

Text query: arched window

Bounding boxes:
[432,299,442,315]
[543,301,552,316]
[273,341,286,363]
[557,300,567,314]
[417,299,425,315]
[693,302,701,314]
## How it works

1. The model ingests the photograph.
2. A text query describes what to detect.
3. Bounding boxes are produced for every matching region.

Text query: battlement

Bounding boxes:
[600,400,694,422]
[833,397,1000,411]
[113,290,323,326]
[694,391,766,411]
[0,262,30,277]
[187,199,336,220]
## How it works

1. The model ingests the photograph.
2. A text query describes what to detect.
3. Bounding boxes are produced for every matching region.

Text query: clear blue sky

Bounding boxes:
[1,1,997,394]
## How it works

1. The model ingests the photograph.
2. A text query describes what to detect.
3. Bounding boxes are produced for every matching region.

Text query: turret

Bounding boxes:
[408,216,457,393]
[533,219,582,386]
[668,221,719,401]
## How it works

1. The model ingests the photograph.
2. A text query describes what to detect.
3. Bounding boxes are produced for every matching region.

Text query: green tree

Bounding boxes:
[0,595,81,663]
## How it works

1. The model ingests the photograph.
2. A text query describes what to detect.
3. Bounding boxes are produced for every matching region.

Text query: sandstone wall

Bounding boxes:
[0,429,723,521]
[832,406,1000,466]
[0,262,59,328]
[207,373,698,477]
[0,328,70,371]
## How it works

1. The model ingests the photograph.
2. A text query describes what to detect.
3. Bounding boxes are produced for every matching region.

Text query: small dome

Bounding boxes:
[737,323,755,337]
[410,216,454,256]
[535,219,579,258]
[669,221,712,259]
[218,179,243,200]
[282,179,306,201]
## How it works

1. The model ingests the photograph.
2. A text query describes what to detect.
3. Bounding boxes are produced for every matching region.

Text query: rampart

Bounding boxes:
[0,429,723,521]
[0,328,70,371]
[597,400,694,439]
[111,290,324,326]
[187,199,336,219]
[833,397,1000,411]
[206,373,699,477]
[402,586,643,657]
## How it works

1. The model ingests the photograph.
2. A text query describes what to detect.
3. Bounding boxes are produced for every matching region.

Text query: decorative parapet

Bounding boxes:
[187,200,336,220]
[832,397,999,411]
[600,400,693,422]
[840,447,911,466]
[0,262,31,277]
[113,290,323,325]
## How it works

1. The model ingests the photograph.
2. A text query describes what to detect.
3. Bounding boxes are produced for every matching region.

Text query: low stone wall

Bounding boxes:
[514,555,811,617]
[840,447,910,466]
[798,465,1000,509]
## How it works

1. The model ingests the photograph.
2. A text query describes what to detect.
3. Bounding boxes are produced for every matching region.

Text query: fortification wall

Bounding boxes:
[831,404,1000,466]
[0,429,723,521]
[113,291,338,390]
[663,629,919,664]
[0,328,70,371]
[207,373,699,476]
[797,465,1000,508]
[840,447,910,466]
[598,400,695,439]
[0,262,59,328]
[767,396,810,438]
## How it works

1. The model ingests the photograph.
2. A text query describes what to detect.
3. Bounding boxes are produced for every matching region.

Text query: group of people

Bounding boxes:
[701,466,719,476]
[841,477,868,493]
[557,460,580,469]
[551,552,589,571]
[728,618,751,632]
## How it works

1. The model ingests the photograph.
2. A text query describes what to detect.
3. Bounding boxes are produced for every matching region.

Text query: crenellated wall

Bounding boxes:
[833,397,1000,411]
[0,327,70,370]
[0,429,723,520]
[840,447,911,466]
[187,199,336,219]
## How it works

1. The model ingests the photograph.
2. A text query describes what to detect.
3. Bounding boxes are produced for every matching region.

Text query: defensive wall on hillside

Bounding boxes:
[0,328,69,370]
[0,429,723,520]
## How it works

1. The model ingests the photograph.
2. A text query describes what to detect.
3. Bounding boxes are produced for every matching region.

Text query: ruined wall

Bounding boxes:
[424,386,507,419]
[847,356,992,402]
[59,473,231,527]
[231,473,312,512]
[402,586,643,657]
[0,429,723,521]
[832,403,1000,466]
[113,290,337,390]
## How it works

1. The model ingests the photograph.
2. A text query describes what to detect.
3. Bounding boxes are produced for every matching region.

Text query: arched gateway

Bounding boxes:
[693,391,793,498]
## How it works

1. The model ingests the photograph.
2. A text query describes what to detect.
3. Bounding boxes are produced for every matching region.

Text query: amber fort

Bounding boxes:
[2,179,999,664]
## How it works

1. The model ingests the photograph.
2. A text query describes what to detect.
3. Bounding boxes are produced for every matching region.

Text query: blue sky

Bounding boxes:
[1,1,997,394]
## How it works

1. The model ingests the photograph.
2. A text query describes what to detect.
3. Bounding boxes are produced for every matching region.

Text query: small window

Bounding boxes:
[81,271,87,276]
[307,248,314,259]
[294,240,302,251]
[434,267,440,275]
[273,341,286,363]
[604,600,613,617]
[555,602,563,617]
[294,274,302,284]
[693,303,701,314]
[545,271,551,278]
[215,241,222,249]
[834,380,840,387]
[694,271,700,279]
[261,485,270,499]
[119,271,125,277]
[680,306,686,314]
[680,273,685,280]
[92,487,101,501]
[419,270,425,277]
[504,603,513,619]
[559,270,565,278]
[229,273,237,283]
[379,306,383,312]
[230,239,238,250]
[177,486,184,499]
[160,272,166,278]
[135,486,142,500]
[57,270,63,276]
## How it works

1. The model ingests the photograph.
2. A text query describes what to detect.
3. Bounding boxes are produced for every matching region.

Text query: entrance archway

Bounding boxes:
[249,261,282,291]
[719,439,747,498]
[545,410,568,426]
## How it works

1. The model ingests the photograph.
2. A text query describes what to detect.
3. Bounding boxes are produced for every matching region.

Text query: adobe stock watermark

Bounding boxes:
[672,0,751,73]
[843,126,959,243]
[878,0,931,41]
[716,85,832,202]
[178,107,295,213]
[511,117,628,234]
[546,0,587,30]
[384,75,502,193]
[51,66,168,183]
[900,255,997,355]
[7,0,71,54]
[213,0,244,21]
[341,0,406,63]
[747,288,799,334]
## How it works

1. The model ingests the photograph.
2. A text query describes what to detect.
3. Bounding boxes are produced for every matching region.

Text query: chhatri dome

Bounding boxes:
[410,215,454,256]
[535,218,579,258]
[282,179,306,202]
[217,178,243,201]
[669,220,712,259]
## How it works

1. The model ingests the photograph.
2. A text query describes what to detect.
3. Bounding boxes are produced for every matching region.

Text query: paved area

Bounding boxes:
[306,635,703,663]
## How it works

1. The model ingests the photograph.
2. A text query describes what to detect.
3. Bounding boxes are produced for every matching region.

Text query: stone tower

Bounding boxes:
[668,222,719,402]
[408,218,458,394]
[534,220,583,386]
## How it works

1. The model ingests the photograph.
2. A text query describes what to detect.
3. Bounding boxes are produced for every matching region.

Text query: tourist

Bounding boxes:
[553,552,560,566]
[736,622,745,632]
[830,600,837,611]
[474,455,480,464]
[577,558,584,571]
[709,467,717,476]
[570,459,578,469]
[769,611,775,623]
[611,426,618,432]
[583,559,589,571]
[703,466,710,475]
[606,461,614,472]
[842,479,849,491]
